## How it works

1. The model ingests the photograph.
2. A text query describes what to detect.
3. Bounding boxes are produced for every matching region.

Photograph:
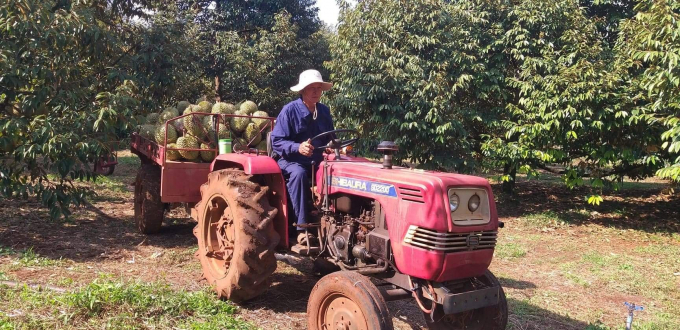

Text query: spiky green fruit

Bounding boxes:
[218,124,231,139]
[200,143,216,162]
[158,109,176,124]
[146,113,160,124]
[183,104,199,115]
[256,140,268,152]
[230,110,249,133]
[166,107,179,117]
[155,124,178,144]
[183,112,204,137]
[244,122,263,146]
[212,102,236,114]
[240,100,258,114]
[233,137,249,151]
[177,136,199,160]
[177,101,190,113]
[197,101,212,113]
[166,143,181,161]
[251,110,270,129]
[139,125,157,140]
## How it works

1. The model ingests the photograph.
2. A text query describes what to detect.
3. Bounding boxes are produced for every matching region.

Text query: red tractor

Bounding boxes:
[131,112,508,329]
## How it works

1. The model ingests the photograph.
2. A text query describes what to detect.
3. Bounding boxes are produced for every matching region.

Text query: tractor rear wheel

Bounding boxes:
[194,169,280,303]
[134,164,164,234]
[423,270,508,330]
[307,271,393,330]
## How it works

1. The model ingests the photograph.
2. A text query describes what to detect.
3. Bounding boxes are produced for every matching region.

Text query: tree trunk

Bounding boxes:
[214,75,221,102]
[502,162,516,194]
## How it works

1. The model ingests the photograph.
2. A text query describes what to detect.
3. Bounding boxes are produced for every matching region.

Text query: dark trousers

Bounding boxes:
[278,159,312,231]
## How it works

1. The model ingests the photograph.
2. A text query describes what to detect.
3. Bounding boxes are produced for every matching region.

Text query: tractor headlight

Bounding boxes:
[448,191,460,212]
[468,193,481,212]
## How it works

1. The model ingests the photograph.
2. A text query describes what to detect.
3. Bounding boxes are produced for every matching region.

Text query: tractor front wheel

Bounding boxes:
[423,270,508,330]
[134,164,164,234]
[194,169,280,303]
[307,271,393,330]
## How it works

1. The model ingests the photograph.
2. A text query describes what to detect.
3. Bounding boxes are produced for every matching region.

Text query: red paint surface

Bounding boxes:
[315,155,498,281]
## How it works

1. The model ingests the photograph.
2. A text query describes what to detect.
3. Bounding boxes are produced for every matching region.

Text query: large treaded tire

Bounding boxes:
[424,270,508,330]
[307,271,394,330]
[134,164,164,234]
[194,169,280,303]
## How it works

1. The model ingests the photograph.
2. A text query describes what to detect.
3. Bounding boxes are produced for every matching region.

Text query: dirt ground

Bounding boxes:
[1,150,679,329]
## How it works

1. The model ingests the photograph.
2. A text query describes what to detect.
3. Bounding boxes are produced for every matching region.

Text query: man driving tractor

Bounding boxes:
[271,69,334,245]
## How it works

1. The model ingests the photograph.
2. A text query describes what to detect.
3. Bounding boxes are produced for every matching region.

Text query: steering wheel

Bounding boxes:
[310,129,360,156]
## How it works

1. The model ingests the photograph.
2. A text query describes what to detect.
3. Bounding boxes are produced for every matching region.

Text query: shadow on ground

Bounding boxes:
[494,180,679,234]
[0,198,196,263]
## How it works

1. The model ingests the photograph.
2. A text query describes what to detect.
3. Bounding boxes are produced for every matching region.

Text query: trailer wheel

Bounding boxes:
[134,164,164,234]
[423,270,508,330]
[94,155,116,176]
[307,271,393,330]
[194,169,279,303]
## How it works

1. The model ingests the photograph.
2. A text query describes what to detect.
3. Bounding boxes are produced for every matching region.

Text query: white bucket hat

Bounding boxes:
[290,69,333,92]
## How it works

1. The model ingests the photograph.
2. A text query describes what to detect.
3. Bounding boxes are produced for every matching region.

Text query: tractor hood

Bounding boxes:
[315,156,498,233]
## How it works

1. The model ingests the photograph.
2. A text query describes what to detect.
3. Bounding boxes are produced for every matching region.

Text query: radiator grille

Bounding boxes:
[398,187,424,203]
[403,226,497,252]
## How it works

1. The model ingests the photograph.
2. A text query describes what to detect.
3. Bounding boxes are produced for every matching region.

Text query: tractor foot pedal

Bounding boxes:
[291,244,320,256]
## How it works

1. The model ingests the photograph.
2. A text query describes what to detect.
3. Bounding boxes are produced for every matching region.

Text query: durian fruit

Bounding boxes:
[240,100,258,114]
[251,110,270,129]
[217,124,231,139]
[166,143,181,161]
[134,115,147,126]
[183,104,199,115]
[183,112,204,137]
[139,124,157,139]
[244,122,263,146]
[146,113,160,124]
[230,110,249,133]
[171,117,184,133]
[155,124,178,144]
[166,107,179,117]
[200,143,216,162]
[177,101,190,113]
[256,140,268,152]
[212,102,236,115]
[158,108,177,124]
[233,137,249,151]
[197,100,213,113]
[177,136,199,160]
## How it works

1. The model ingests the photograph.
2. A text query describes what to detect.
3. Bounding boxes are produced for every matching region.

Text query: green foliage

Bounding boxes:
[618,0,680,182]
[328,0,497,170]
[0,0,206,219]
[329,0,677,202]
[0,277,251,329]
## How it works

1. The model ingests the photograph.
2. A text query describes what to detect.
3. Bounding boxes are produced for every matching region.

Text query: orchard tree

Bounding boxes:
[617,0,680,183]
[172,0,327,107]
[0,0,205,218]
[328,0,503,171]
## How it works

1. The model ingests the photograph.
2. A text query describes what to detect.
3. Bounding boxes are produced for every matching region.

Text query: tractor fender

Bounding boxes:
[210,154,290,248]
[210,153,282,175]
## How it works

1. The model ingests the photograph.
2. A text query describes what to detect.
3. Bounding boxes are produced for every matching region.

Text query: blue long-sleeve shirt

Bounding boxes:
[271,97,334,166]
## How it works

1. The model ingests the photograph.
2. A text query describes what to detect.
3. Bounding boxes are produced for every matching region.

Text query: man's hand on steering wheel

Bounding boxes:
[309,129,360,156]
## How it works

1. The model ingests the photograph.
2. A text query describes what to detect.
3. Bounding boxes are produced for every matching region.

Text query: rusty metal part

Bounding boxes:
[320,293,369,330]
[307,271,393,330]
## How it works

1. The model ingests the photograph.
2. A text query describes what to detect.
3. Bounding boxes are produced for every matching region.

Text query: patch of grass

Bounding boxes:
[91,175,128,193]
[0,276,252,329]
[16,247,66,267]
[494,242,527,259]
[581,251,607,267]
[519,211,570,228]
[116,155,140,166]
